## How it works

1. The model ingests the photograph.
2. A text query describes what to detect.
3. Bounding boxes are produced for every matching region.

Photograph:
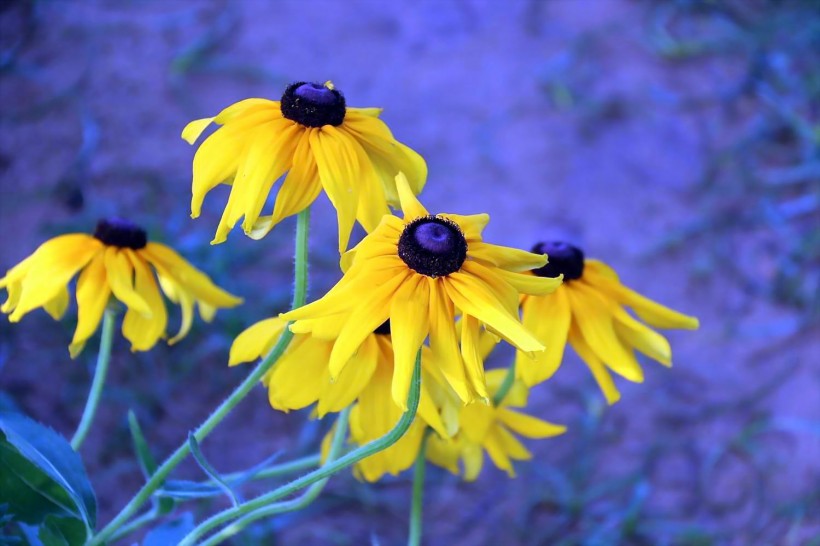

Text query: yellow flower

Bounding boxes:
[182,80,427,251]
[427,369,566,480]
[515,242,699,404]
[0,218,242,357]
[230,317,450,482]
[281,173,562,409]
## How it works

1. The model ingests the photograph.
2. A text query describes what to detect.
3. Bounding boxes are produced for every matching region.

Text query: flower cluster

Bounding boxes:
[1,79,698,493]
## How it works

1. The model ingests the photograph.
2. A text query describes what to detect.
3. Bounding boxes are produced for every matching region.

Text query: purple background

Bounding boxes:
[1,1,818,545]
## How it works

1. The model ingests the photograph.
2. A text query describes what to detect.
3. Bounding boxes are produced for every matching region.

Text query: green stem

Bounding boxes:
[89,208,311,546]
[220,454,321,484]
[107,507,158,543]
[71,309,116,451]
[179,349,424,546]
[492,361,516,406]
[407,432,429,546]
[197,408,352,546]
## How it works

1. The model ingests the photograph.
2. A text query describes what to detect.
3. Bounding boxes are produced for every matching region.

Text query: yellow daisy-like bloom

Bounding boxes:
[0,218,242,357]
[281,173,563,409]
[182,80,427,251]
[230,317,449,482]
[515,241,699,404]
[427,369,566,480]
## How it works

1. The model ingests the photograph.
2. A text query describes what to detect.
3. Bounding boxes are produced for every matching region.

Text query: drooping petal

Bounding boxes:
[43,287,69,320]
[10,235,101,322]
[460,315,490,401]
[318,334,379,417]
[427,278,473,403]
[584,270,699,330]
[482,429,515,477]
[121,250,167,352]
[181,117,215,144]
[311,126,360,252]
[610,304,673,366]
[388,275,430,409]
[516,289,571,386]
[566,283,644,382]
[266,336,329,412]
[70,253,110,356]
[568,326,621,405]
[445,272,543,353]
[104,247,151,316]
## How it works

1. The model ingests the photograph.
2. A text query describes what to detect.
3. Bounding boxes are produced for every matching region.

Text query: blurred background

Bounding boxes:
[1,0,818,544]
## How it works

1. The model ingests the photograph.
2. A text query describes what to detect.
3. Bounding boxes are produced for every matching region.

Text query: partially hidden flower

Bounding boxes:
[0,218,242,357]
[516,241,699,404]
[426,369,566,480]
[230,317,450,482]
[281,173,563,409]
[182,80,427,251]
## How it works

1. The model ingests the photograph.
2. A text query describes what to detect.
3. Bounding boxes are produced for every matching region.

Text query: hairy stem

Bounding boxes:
[407,431,429,546]
[71,308,116,451]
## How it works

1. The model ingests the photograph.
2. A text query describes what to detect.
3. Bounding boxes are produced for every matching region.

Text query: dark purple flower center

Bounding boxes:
[94,218,148,250]
[398,216,467,278]
[531,241,584,280]
[280,81,346,127]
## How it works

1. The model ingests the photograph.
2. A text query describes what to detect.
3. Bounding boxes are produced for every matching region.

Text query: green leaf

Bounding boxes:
[0,410,96,531]
[127,411,175,515]
[38,516,87,546]
[188,433,240,506]
[142,513,194,546]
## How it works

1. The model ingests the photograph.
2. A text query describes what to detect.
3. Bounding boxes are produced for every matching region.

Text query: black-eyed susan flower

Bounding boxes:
[182,81,427,251]
[281,173,563,409]
[426,369,566,480]
[515,241,699,404]
[0,218,242,357]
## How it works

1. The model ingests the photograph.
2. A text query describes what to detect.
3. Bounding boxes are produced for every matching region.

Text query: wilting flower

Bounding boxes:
[427,369,566,480]
[281,173,562,409]
[182,80,427,251]
[231,317,449,482]
[0,218,242,356]
[516,242,699,404]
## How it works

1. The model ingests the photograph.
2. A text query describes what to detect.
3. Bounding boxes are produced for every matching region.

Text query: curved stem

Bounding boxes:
[198,408,352,546]
[492,362,516,407]
[90,208,311,546]
[179,349,424,546]
[71,308,116,451]
[407,431,429,546]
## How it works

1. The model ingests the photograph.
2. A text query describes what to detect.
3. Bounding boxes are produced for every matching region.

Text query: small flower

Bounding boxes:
[516,241,699,404]
[281,174,562,409]
[231,317,450,482]
[0,218,242,356]
[426,369,566,480]
[182,81,427,251]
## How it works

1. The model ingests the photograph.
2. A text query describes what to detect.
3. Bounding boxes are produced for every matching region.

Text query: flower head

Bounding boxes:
[426,369,566,480]
[281,174,563,409]
[516,241,699,404]
[182,81,427,251]
[0,218,242,356]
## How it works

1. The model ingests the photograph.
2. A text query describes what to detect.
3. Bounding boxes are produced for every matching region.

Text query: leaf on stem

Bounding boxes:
[128,410,174,515]
[187,433,242,507]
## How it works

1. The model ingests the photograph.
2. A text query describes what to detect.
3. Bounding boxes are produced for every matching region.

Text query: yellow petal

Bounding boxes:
[10,235,101,322]
[611,304,673,367]
[181,117,215,144]
[494,268,562,296]
[228,317,287,366]
[460,315,489,401]
[349,136,390,233]
[516,289,571,386]
[70,253,110,351]
[568,326,621,404]
[43,287,69,320]
[318,334,378,417]
[468,242,547,271]
[312,126,360,252]
[584,270,699,330]
[395,172,428,221]
[495,426,533,461]
[121,250,167,351]
[566,284,644,383]
[462,441,484,481]
[426,436,460,475]
[388,275,430,409]
[482,428,515,477]
[497,408,566,438]
[104,247,151,316]
[266,336,329,411]
[427,279,473,403]
[445,271,543,353]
